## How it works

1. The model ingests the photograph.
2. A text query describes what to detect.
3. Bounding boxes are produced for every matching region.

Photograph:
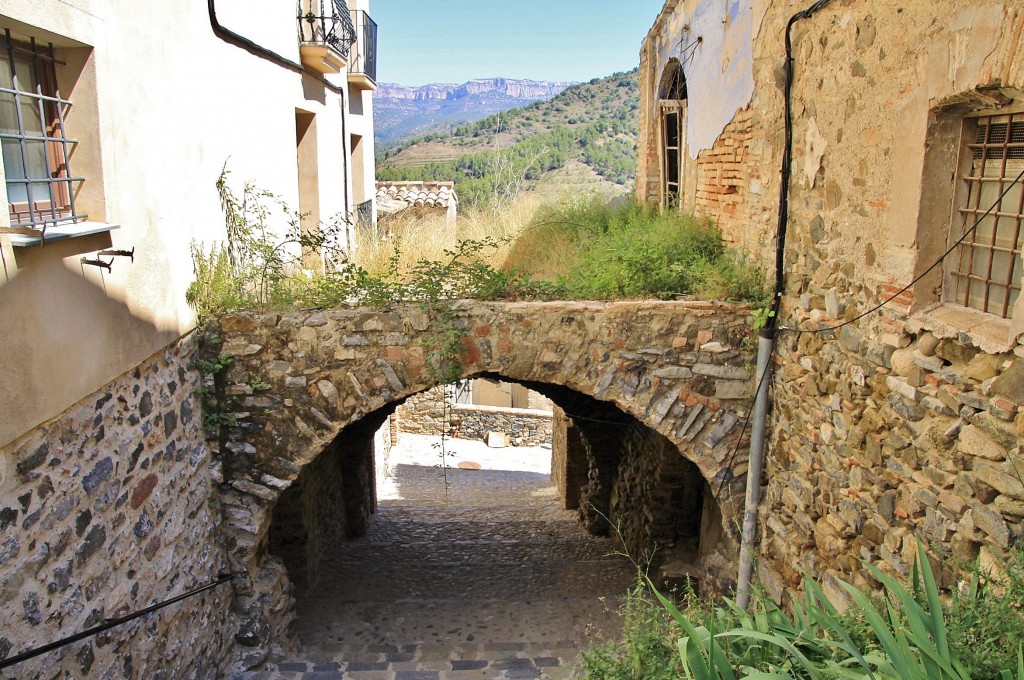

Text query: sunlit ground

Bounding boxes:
[377,432,552,500]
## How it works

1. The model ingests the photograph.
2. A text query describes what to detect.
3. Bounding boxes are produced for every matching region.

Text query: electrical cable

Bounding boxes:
[713,364,773,501]
[560,410,634,427]
[714,0,833,506]
[778,166,1024,336]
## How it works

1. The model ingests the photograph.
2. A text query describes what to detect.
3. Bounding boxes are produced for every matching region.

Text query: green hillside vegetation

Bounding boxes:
[376,70,640,207]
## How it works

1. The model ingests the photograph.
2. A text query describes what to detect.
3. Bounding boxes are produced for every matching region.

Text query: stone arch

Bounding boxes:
[207,301,754,660]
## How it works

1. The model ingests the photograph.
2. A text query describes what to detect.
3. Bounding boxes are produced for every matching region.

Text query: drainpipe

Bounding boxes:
[736,327,773,608]
[735,0,833,609]
[207,0,344,94]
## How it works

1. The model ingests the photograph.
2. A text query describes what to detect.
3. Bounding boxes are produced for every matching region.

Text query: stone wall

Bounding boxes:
[550,408,586,511]
[638,0,1024,601]
[548,395,735,595]
[396,388,552,446]
[609,423,705,565]
[268,440,349,592]
[0,335,233,679]
[763,314,1024,603]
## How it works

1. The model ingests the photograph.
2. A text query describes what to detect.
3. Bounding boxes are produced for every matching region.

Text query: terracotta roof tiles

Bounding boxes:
[375,181,457,214]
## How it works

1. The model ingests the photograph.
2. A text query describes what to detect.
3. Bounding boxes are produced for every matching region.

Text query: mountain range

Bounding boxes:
[374,78,575,144]
[376,69,640,207]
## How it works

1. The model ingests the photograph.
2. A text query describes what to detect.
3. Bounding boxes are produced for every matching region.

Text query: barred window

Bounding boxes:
[950,111,1024,318]
[0,29,84,230]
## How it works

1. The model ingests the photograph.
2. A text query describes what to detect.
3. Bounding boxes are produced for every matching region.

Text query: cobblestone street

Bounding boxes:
[234,434,635,679]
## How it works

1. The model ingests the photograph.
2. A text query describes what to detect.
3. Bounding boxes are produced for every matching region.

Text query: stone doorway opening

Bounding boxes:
[262,376,731,672]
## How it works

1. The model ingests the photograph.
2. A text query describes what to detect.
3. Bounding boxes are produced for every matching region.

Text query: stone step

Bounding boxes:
[226,643,582,679]
[362,519,592,544]
[329,539,623,564]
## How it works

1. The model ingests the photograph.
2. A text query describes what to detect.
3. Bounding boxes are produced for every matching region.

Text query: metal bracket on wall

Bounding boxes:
[98,247,135,262]
[80,256,113,272]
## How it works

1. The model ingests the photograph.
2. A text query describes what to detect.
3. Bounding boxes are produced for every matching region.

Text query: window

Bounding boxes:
[658,60,686,210]
[950,111,1024,319]
[662,106,682,207]
[0,29,84,231]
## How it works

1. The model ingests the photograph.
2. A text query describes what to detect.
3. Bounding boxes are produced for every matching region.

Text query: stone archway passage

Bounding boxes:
[282,432,638,674]
[206,300,755,661]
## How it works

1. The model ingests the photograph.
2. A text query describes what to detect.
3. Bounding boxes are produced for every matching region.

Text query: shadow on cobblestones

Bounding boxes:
[280,434,635,678]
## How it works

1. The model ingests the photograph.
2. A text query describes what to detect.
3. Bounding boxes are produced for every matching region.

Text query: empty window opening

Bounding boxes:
[658,60,687,210]
[295,109,321,270]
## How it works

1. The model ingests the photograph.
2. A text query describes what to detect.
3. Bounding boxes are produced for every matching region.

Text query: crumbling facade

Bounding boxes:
[639,0,1024,601]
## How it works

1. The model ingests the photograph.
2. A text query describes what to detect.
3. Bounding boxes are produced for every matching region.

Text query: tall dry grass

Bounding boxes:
[352,192,556,274]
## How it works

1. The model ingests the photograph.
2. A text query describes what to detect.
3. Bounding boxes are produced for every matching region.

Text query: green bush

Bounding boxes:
[503,196,769,303]
[189,175,767,322]
[580,577,686,680]
[583,544,1024,679]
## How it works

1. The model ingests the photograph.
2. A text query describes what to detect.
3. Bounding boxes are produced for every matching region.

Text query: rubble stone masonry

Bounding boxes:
[0,335,233,679]
[206,300,756,651]
[396,388,553,447]
[639,0,1024,602]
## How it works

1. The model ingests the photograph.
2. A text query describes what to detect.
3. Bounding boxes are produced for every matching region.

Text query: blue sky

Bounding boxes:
[370,0,666,86]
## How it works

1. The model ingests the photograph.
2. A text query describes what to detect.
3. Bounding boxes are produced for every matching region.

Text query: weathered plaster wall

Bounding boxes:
[637,0,772,247]
[0,336,233,678]
[639,0,1024,602]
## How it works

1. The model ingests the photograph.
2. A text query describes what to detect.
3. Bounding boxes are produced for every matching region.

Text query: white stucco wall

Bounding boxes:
[0,0,371,446]
[650,0,766,159]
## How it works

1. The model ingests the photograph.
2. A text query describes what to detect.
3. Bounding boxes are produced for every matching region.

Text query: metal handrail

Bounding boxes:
[349,10,377,82]
[297,0,355,60]
[0,574,233,670]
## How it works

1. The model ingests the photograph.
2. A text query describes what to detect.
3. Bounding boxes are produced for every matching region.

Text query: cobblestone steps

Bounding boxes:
[228,641,582,679]
[228,437,633,679]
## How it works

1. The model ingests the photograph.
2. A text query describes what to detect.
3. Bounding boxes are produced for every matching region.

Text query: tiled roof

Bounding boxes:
[375,181,457,213]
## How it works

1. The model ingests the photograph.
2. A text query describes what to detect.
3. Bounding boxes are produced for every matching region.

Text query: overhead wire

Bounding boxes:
[778,165,1024,336]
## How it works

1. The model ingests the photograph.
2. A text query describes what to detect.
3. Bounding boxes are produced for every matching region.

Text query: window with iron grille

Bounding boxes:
[0,30,84,231]
[950,111,1024,319]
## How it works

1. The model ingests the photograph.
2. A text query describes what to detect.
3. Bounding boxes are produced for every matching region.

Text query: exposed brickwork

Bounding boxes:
[638,0,1024,605]
[694,108,758,245]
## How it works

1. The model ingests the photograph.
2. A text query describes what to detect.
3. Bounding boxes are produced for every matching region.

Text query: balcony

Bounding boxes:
[348,10,377,90]
[297,0,356,74]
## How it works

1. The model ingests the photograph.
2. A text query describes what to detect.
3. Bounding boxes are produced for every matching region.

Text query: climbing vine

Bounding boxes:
[193,348,234,432]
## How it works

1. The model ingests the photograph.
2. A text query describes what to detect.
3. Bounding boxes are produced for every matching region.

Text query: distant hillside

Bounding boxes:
[376,69,640,207]
[375,78,575,144]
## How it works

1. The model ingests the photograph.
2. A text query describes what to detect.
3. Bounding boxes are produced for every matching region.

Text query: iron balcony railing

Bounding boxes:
[298,0,355,61]
[349,10,377,83]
